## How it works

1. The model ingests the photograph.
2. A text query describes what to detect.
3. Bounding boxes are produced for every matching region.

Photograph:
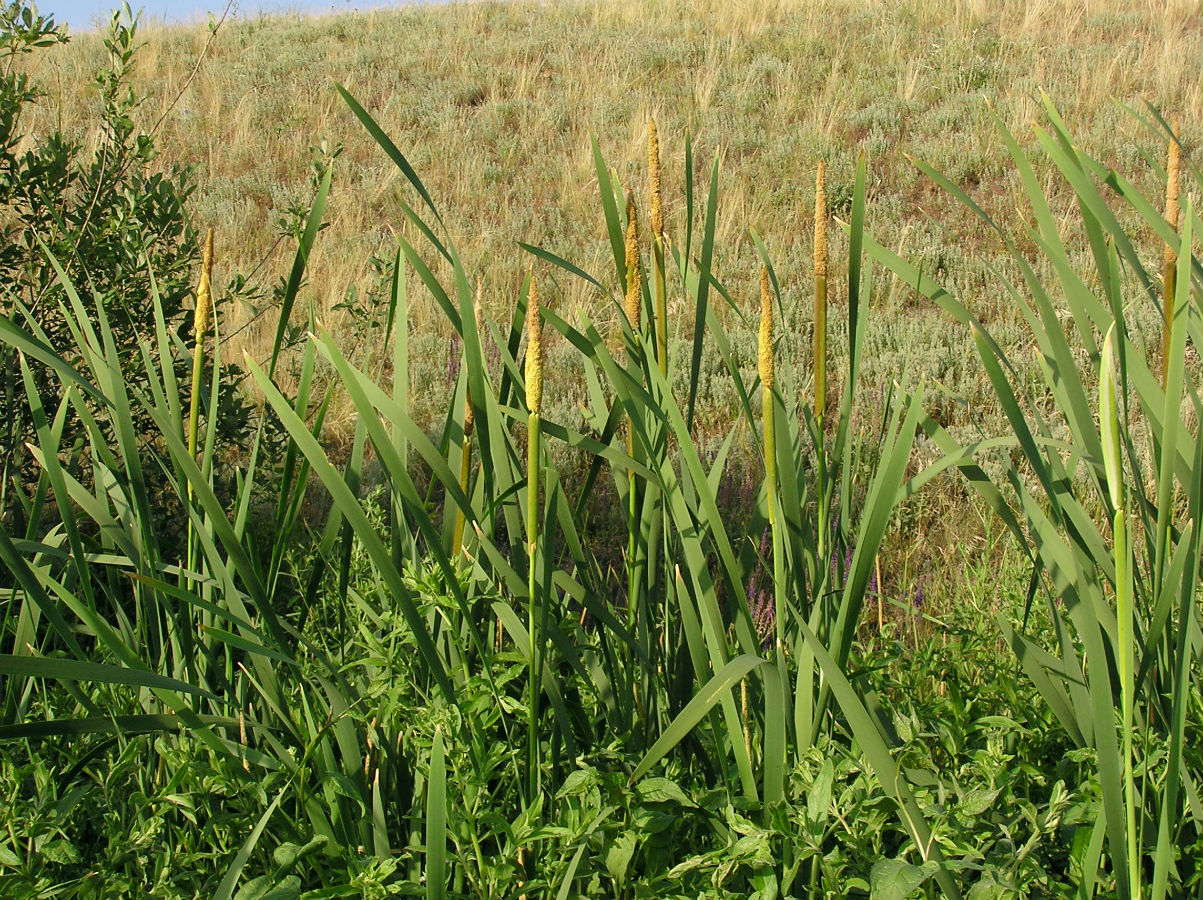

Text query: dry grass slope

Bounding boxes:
[22,0,1199,324]
[17,0,1203,513]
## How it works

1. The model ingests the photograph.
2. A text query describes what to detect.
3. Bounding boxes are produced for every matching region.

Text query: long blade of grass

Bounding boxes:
[426,727,447,900]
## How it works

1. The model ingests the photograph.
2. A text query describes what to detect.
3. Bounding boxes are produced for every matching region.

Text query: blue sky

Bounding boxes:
[43,1,422,32]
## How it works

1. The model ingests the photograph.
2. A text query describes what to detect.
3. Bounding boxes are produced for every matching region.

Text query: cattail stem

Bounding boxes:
[187,228,215,478]
[1161,118,1181,389]
[453,435,472,558]
[813,161,829,424]
[186,228,214,588]
[452,285,484,560]
[653,236,668,378]
[875,553,884,631]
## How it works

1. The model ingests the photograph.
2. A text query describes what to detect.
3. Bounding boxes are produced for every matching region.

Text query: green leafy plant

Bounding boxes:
[0,4,208,525]
[867,99,1203,897]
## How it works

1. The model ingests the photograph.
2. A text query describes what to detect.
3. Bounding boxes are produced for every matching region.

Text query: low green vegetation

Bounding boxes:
[2,2,1202,898]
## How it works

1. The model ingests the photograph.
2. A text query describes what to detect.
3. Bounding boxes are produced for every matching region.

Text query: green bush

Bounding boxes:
[0,2,197,529]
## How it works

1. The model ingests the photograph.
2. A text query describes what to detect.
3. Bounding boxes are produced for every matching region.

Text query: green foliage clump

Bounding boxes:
[0,2,198,526]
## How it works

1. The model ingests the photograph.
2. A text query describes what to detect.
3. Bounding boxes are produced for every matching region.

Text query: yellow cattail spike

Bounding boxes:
[624,196,642,330]
[1166,117,1181,234]
[195,228,214,339]
[759,266,774,391]
[1162,117,1181,387]
[525,275,543,416]
[813,161,828,421]
[649,118,664,239]
[813,161,828,279]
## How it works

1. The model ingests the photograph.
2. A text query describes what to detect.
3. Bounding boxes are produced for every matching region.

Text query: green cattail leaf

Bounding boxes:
[426,728,447,900]
[0,655,213,698]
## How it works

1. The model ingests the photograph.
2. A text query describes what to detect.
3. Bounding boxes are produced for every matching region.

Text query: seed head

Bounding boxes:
[649,117,664,238]
[1166,117,1181,234]
[758,266,774,390]
[195,228,214,339]
[624,196,642,328]
[525,275,543,416]
[813,161,828,278]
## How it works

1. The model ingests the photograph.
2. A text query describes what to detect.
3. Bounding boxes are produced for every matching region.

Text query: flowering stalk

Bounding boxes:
[1161,117,1181,389]
[649,118,668,378]
[624,197,643,621]
[813,161,829,423]
[1101,325,1139,900]
[812,162,832,590]
[524,273,543,804]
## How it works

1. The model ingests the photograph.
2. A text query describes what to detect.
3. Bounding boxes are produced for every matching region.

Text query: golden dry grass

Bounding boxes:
[13,0,1200,491]
[21,0,1199,356]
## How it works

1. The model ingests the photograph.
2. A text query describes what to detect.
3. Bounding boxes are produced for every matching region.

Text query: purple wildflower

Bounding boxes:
[750,589,774,650]
[746,527,775,650]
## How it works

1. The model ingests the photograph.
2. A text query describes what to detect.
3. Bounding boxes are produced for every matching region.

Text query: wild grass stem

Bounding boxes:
[186,228,214,583]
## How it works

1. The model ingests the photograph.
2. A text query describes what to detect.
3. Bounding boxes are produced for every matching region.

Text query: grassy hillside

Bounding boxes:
[26,0,1200,381]
[16,0,1197,587]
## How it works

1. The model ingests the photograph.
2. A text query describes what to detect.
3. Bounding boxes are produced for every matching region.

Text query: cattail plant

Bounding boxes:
[1161,117,1180,388]
[624,195,643,333]
[759,263,789,808]
[811,162,833,581]
[649,118,668,377]
[861,101,1202,898]
[1100,325,1139,899]
[524,273,543,802]
[623,196,643,619]
[813,161,828,423]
